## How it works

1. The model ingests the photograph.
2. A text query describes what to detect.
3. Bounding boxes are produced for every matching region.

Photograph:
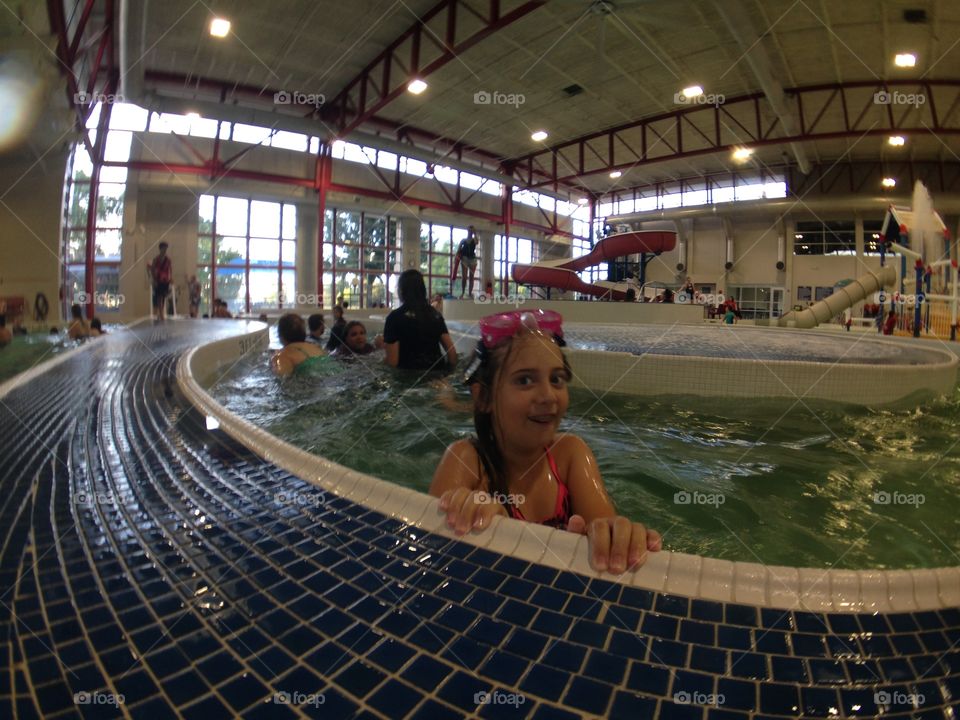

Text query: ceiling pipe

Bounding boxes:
[711,0,812,175]
[118,0,145,103]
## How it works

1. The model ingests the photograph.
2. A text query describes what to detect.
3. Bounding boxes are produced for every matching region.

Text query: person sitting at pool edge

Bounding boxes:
[430,309,661,574]
[272,313,326,376]
[383,269,457,371]
[68,304,89,340]
[306,313,325,345]
[332,321,377,359]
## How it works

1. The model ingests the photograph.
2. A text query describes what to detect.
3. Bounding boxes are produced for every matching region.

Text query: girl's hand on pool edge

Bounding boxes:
[579,516,662,574]
[438,488,508,535]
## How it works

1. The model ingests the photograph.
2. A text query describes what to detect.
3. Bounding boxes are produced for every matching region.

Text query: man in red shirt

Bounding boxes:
[148,242,173,322]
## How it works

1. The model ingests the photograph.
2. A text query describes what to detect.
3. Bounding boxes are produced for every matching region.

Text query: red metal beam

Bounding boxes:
[511,81,960,189]
[331,0,546,136]
[67,0,98,63]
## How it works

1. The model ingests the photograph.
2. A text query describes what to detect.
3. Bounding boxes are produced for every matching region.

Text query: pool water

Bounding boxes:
[0,333,68,385]
[212,350,960,570]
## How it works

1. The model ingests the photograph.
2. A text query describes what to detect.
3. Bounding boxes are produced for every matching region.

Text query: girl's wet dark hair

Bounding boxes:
[466,331,570,503]
[397,269,428,309]
[70,304,82,319]
[277,313,306,344]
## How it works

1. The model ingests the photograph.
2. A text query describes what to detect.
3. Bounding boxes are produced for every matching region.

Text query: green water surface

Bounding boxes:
[213,352,960,570]
[0,334,67,385]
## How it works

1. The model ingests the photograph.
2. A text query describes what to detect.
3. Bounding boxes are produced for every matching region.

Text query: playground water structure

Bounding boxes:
[511,230,676,300]
[777,180,957,336]
[878,181,957,339]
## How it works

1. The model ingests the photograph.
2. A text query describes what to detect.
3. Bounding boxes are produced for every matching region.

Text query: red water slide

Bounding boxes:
[511,231,677,300]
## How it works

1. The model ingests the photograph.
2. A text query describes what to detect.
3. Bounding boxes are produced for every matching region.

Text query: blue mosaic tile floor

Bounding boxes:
[1,321,958,718]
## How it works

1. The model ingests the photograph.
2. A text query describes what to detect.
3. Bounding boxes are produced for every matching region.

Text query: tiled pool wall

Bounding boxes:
[563,348,958,406]
[184,323,960,613]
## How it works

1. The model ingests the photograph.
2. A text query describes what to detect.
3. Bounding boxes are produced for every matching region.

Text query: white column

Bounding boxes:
[296,204,317,307]
[399,217,422,270]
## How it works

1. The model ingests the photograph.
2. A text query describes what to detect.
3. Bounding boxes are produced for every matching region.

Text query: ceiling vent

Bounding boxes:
[563,84,584,97]
[903,9,927,23]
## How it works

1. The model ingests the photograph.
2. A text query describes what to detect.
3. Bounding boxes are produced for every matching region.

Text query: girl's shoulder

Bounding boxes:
[445,438,479,461]
[552,433,591,455]
[550,434,597,475]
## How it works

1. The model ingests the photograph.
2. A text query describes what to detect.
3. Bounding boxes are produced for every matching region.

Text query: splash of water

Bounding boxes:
[911,180,943,264]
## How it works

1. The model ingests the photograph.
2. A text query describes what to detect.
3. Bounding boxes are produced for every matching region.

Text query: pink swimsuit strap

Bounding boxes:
[509,447,571,528]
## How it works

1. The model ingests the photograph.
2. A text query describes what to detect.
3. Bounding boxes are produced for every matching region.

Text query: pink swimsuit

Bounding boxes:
[508,448,572,529]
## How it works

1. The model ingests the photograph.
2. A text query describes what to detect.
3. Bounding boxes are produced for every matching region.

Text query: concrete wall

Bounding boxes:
[0,150,70,325]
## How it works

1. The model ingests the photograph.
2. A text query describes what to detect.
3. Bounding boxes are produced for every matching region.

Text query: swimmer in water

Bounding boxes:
[272,313,326,376]
[332,321,377,359]
[430,309,662,573]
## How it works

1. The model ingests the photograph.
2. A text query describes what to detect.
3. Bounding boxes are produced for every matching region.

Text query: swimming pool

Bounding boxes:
[211,333,960,571]
[0,333,68,385]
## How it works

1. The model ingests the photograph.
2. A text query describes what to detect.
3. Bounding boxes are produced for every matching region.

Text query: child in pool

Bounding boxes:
[430,310,662,573]
[332,321,377,359]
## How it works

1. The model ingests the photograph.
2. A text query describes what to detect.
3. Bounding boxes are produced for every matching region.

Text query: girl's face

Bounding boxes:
[346,325,367,351]
[489,334,570,451]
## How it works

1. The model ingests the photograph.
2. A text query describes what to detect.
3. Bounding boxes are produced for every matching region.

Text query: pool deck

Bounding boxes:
[1,319,959,719]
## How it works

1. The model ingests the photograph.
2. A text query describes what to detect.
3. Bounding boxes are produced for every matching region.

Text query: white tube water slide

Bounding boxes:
[780,265,897,329]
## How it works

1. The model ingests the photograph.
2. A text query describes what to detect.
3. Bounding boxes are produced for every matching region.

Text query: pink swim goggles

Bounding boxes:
[479,309,564,349]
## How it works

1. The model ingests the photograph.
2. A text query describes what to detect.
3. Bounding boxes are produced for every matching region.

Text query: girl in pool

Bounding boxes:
[430,309,662,573]
[332,321,377,359]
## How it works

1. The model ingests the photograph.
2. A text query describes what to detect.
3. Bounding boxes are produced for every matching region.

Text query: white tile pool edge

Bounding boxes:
[177,326,960,614]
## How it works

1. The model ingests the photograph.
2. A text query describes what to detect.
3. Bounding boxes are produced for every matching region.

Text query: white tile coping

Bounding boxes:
[177,324,960,612]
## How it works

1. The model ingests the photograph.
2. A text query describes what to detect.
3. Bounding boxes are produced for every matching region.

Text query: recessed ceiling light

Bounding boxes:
[407,79,428,95]
[531,130,548,142]
[888,135,906,146]
[609,170,622,179]
[882,177,897,188]
[209,18,231,38]
[795,233,803,239]
[681,85,703,98]
[732,147,753,161]
[894,53,916,67]
[577,198,589,205]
